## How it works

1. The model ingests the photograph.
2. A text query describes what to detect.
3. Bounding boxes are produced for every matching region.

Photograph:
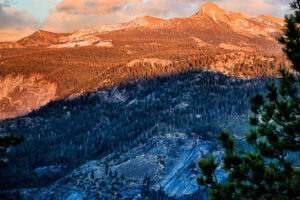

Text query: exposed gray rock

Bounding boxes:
[0,75,57,120]
[64,191,82,200]
[34,166,64,177]
[17,133,223,200]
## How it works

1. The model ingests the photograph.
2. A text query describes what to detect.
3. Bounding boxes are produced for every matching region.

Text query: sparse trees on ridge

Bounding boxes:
[197,1,300,199]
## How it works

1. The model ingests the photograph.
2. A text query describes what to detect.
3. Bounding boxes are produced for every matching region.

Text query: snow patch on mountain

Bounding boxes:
[254,15,284,27]
[49,41,90,48]
[212,11,217,22]
[75,16,165,36]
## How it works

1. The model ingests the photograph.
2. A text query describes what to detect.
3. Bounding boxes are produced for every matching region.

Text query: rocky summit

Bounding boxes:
[0,2,286,120]
[0,1,293,200]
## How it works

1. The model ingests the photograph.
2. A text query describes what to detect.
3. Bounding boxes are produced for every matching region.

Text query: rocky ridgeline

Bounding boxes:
[0,3,283,50]
[13,133,223,200]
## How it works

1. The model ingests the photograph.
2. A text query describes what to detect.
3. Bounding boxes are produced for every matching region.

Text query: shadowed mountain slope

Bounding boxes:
[0,2,289,119]
[1,70,266,199]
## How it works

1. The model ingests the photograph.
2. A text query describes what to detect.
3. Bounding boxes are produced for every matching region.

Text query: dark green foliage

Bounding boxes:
[0,70,266,190]
[145,187,208,200]
[197,1,300,199]
[197,157,218,185]
[0,134,23,200]
[0,135,23,168]
[279,0,300,71]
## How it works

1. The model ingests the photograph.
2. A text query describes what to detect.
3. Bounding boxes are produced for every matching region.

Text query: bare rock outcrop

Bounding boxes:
[0,75,56,120]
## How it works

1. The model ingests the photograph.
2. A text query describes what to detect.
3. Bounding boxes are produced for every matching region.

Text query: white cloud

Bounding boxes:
[215,0,291,17]
[0,2,38,41]
[31,0,296,33]
[0,27,35,42]
[0,0,291,41]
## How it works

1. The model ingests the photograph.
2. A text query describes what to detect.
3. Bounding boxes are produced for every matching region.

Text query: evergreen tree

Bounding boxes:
[0,135,23,168]
[197,1,300,199]
[0,135,23,199]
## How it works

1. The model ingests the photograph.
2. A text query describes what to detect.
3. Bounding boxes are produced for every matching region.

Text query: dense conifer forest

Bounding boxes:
[0,2,295,199]
[0,46,288,99]
[0,70,267,190]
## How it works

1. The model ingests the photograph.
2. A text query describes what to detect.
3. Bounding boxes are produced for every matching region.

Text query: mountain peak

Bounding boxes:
[195,2,246,23]
[200,2,221,9]
[199,2,224,15]
[197,2,228,22]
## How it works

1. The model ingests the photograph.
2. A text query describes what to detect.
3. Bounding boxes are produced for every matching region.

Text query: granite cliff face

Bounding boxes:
[16,133,224,200]
[0,75,56,120]
[1,70,263,198]
[0,2,286,120]
[0,2,287,198]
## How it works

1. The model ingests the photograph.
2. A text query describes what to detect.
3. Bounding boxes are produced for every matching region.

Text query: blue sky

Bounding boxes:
[0,0,62,26]
[0,0,292,41]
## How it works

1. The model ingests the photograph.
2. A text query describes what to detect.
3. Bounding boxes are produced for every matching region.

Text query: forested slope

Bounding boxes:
[0,70,267,191]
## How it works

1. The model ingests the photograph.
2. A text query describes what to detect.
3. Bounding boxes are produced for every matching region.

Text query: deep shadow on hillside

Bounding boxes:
[0,69,267,190]
[0,45,289,120]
